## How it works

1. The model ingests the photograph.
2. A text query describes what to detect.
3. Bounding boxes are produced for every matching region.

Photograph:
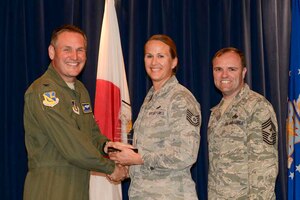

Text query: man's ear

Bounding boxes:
[48,45,55,60]
[242,67,247,79]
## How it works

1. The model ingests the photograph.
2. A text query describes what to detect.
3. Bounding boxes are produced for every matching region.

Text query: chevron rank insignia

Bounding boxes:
[262,117,276,145]
[186,109,200,127]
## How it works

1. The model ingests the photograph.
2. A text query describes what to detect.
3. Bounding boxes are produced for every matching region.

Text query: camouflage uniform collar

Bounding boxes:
[146,75,178,101]
[47,64,79,90]
[150,75,178,93]
[234,83,250,101]
[211,83,250,112]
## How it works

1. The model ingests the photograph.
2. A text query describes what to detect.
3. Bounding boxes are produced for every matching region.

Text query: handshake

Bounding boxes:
[104,141,143,183]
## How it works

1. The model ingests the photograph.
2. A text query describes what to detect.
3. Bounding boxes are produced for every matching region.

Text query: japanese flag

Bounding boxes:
[89,0,131,199]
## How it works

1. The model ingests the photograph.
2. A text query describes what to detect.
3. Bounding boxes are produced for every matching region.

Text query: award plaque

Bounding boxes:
[109,101,138,153]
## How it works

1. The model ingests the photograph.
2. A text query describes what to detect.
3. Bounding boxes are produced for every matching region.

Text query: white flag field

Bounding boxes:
[89,0,132,199]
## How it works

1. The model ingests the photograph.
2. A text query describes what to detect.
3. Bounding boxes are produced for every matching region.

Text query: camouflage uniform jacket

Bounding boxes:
[23,65,115,200]
[208,84,278,200]
[129,76,201,200]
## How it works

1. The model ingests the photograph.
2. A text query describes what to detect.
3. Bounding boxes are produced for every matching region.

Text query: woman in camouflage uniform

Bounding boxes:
[110,34,201,200]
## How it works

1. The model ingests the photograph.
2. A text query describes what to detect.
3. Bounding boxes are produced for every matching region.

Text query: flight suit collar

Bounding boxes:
[46,64,80,91]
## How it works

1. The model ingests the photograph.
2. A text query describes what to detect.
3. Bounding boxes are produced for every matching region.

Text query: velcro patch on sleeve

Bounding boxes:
[42,91,59,107]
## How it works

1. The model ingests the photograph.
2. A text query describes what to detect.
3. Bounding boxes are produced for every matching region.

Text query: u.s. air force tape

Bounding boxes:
[186,109,200,127]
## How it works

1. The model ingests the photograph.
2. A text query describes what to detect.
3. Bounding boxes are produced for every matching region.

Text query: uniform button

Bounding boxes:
[150,167,154,170]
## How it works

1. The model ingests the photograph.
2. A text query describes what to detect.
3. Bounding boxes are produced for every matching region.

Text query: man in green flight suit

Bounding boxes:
[23,24,128,200]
